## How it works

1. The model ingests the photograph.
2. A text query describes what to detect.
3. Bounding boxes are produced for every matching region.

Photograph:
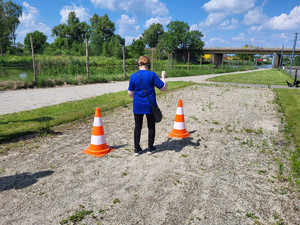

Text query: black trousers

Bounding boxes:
[134,113,155,150]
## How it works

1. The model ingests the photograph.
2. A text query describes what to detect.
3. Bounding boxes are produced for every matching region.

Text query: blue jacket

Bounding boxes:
[128,70,164,114]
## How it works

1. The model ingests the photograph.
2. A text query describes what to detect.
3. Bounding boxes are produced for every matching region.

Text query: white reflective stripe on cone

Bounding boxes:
[93,117,103,127]
[90,135,106,145]
[173,121,186,130]
[176,107,184,115]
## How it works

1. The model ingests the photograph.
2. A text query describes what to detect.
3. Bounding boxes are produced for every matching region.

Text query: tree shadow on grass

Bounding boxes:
[156,130,201,153]
[0,170,54,192]
[0,116,54,125]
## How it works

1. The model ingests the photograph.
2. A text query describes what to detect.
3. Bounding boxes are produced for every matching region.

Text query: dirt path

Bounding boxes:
[0,84,299,225]
[0,69,271,115]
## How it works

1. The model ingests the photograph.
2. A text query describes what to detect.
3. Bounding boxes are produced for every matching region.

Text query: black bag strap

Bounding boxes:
[137,72,154,108]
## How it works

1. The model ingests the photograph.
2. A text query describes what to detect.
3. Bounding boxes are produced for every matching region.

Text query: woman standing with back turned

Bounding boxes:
[128,56,167,156]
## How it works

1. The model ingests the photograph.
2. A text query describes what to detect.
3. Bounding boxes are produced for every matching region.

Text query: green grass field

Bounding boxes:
[207,69,294,86]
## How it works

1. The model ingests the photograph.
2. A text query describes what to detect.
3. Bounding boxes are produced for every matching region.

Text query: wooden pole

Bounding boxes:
[122,46,126,78]
[170,52,173,70]
[187,52,190,72]
[86,38,89,78]
[30,35,36,82]
[151,48,154,71]
[200,56,202,72]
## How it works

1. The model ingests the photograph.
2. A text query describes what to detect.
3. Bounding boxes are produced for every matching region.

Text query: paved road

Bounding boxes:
[0,68,282,115]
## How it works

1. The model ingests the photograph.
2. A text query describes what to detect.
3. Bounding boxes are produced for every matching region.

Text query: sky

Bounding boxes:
[13,0,300,48]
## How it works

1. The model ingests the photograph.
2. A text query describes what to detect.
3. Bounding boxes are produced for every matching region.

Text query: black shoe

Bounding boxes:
[134,148,142,156]
[147,147,157,155]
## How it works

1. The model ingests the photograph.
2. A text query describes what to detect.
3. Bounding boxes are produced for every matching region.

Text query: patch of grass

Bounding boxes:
[60,205,93,224]
[207,70,294,86]
[275,89,300,185]
[113,198,120,204]
[0,81,194,143]
[275,89,300,147]
[289,148,300,186]
[257,170,267,175]
[246,212,260,219]
[254,127,263,134]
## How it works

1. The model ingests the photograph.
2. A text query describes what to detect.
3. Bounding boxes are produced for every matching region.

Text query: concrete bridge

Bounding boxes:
[202,47,300,67]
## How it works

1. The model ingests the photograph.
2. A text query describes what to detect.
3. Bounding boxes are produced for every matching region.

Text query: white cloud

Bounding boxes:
[190,24,200,31]
[265,6,300,30]
[203,0,255,14]
[60,3,90,23]
[90,0,117,11]
[16,2,51,42]
[204,37,228,47]
[220,18,238,30]
[251,5,300,31]
[117,14,140,36]
[201,0,256,27]
[243,8,267,26]
[231,32,246,41]
[91,0,169,16]
[201,12,228,27]
[144,16,171,27]
[124,34,142,45]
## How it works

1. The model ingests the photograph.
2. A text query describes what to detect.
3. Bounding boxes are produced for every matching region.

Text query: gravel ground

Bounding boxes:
[0,84,299,225]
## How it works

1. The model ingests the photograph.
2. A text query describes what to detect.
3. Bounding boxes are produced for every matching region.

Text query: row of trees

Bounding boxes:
[24,12,204,60]
[1,0,204,60]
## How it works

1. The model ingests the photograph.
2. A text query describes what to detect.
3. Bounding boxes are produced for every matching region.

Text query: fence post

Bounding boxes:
[170,52,173,70]
[30,35,37,83]
[151,48,154,71]
[86,38,89,78]
[187,52,190,72]
[200,56,202,72]
[122,46,126,78]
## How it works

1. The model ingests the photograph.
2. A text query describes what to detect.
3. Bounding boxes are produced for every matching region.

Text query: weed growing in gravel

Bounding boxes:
[113,198,120,204]
[207,102,213,109]
[0,168,4,174]
[273,212,285,224]
[278,161,284,181]
[189,115,201,123]
[60,205,93,224]
[212,120,220,125]
[255,127,263,134]
[174,179,182,185]
[246,212,260,219]
[257,170,267,175]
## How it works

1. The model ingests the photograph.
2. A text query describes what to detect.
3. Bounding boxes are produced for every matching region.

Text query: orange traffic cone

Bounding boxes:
[168,99,190,138]
[83,107,114,157]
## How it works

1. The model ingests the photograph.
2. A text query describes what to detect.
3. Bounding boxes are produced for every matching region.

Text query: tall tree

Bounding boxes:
[142,23,164,48]
[161,20,204,60]
[24,31,48,54]
[162,21,190,54]
[129,38,145,58]
[89,13,116,55]
[0,0,22,55]
[52,11,90,51]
